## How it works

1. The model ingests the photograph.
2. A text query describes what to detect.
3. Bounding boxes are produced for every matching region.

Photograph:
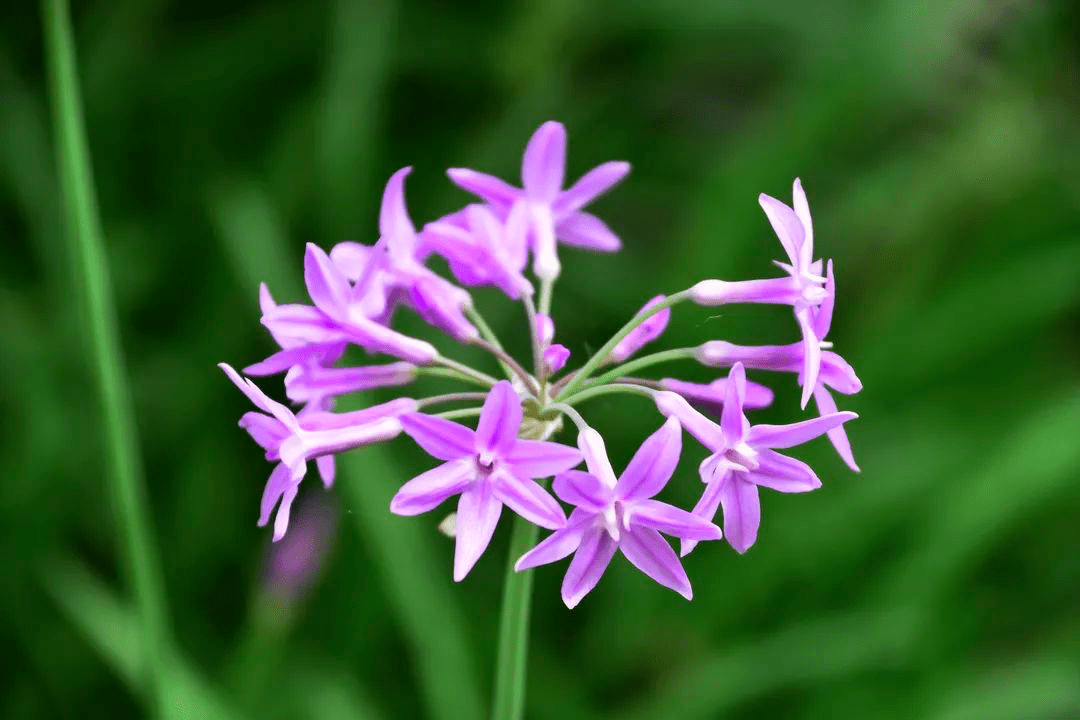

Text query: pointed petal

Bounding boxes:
[719,474,761,553]
[259,282,277,315]
[379,167,416,246]
[553,470,610,511]
[272,483,300,541]
[577,428,618,489]
[554,161,631,216]
[615,416,682,501]
[328,241,372,281]
[720,362,747,442]
[220,363,297,429]
[561,526,617,608]
[503,439,582,478]
[758,192,804,266]
[820,350,863,395]
[492,470,566,529]
[555,211,622,252]
[797,309,821,409]
[476,381,522,456]
[653,391,725,451]
[814,385,860,472]
[390,459,475,516]
[400,413,475,461]
[259,463,293,527]
[753,450,821,492]
[316,454,335,488]
[792,178,814,267]
[447,168,520,209]
[619,526,693,600]
[681,477,727,556]
[747,411,858,449]
[503,199,530,270]
[244,346,319,376]
[630,499,723,541]
[812,259,835,339]
[522,121,566,201]
[240,412,287,457]
[515,518,588,571]
[304,243,350,317]
[454,484,503,581]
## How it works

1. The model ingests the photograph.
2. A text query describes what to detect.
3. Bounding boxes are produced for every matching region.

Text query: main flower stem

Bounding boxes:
[556,290,690,400]
[43,0,170,715]
[491,515,540,720]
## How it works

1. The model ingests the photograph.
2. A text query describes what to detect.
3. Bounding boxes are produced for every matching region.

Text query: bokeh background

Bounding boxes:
[3,0,1080,718]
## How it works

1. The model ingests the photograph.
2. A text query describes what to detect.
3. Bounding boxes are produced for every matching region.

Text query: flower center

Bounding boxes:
[723,442,759,473]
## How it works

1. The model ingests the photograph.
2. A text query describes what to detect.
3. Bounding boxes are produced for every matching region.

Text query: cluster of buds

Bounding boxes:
[221,122,862,608]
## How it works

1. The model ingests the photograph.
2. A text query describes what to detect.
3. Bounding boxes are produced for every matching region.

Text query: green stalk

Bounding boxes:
[562,382,655,408]
[556,290,690,400]
[491,516,540,720]
[586,347,697,387]
[42,0,170,715]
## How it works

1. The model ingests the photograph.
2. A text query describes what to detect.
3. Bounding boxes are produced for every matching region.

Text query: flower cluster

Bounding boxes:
[221,121,862,608]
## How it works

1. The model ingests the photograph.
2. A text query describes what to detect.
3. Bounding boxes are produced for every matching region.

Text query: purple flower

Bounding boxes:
[448,121,630,280]
[259,247,439,364]
[281,362,417,406]
[655,363,856,554]
[607,295,671,364]
[693,268,863,471]
[515,418,723,608]
[221,364,410,540]
[391,380,583,580]
[534,312,570,374]
[422,204,532,300]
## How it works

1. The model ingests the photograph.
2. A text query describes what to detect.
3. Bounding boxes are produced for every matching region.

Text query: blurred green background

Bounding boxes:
[3,0,1080,718]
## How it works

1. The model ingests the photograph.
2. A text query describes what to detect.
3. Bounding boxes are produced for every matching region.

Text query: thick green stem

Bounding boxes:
[556,290,690,400]
[42,0,170,715]
[491,515,540,720]
[587,347,697,388]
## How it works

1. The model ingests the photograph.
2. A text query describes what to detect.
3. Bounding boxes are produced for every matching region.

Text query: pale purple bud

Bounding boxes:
[608,295,670,363]
[544,344,570,373]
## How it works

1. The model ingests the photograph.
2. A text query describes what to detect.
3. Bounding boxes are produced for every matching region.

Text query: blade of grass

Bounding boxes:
[41,0,170,715]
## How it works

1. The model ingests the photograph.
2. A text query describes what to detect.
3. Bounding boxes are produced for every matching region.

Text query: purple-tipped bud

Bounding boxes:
[660,377,774,414]
[544,344,570,373]
[608,295,670,364]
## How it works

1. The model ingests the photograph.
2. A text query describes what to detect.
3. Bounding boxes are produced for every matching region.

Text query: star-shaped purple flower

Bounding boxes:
[391,380,583,581]
[448,121,630,281]
[515,418,723,608]
[655,363,857,554]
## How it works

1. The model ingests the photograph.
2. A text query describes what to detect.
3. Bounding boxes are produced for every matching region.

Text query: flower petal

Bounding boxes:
[681,475,727,556]
[813,385,860,472]
[630,499,723,542]
[220,363,297,429]
[555,211,622,252]
[746,411,858,449]
[304,243,350,318]
[615,416,682,501]
[754,449,822,491]
[379,167,416,248]
[315,454,335,488]
[792,178,814,268]
[797,308,821,409]
[608,295,670,364]
[554,161,631,216]
[619,526,693,600]
[553,470,610,511]
[820,351,863,395]
[476,381,522,456]
[515,519,588,571]
[400,413,475,461]
[503,439,582,478]
[561,526,618,609]
[719,474,761,554]
[454,483,503,581]
[390,458,475,516]
[812,259,834,339]
[492,470,566,530]
[259,462,293,527]
[720,362,747,443]
[272,482,301,542]
[522,121,566,201]
[758,192,803,267]
[240,412,287,457]
[577,428,619,489]
[653,391,725,451]
[447,168,520,209]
